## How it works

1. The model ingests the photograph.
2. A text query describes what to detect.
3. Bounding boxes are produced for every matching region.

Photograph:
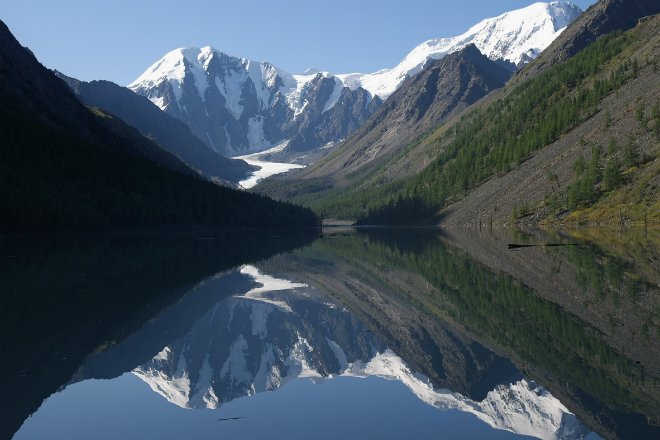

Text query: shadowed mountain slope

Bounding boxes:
[55,74,255,185]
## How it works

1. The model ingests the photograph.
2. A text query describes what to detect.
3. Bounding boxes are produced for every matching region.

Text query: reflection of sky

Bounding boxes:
[14,373,563,440]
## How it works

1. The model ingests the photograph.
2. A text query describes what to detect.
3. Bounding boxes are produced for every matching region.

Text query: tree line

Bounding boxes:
[0,111,320,233]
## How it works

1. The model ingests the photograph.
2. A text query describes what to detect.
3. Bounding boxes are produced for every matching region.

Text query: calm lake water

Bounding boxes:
[2,227,659,440]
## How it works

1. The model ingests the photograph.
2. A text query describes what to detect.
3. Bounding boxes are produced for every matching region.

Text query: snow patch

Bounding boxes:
[215,74,244,120]
[236,141,305,189]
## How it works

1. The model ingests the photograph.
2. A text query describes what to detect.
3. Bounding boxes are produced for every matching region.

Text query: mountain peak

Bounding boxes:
[302,67,321,75]
[334,1,582,99]
[519,0,660,79]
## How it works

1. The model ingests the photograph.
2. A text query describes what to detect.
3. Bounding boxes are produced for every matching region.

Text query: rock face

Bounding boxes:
[292,44,513,184]
[55,73,254,184]
[128,48,382,158]
[518,0,660,79]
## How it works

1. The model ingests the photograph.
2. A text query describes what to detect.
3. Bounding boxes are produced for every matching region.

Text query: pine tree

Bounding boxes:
[604,108,612,128]
[604,158,621,190]
[608,136,618,156]
[623,132,638,168]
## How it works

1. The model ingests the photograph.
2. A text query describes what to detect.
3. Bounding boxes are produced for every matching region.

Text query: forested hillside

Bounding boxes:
[0,110,319,232]
[259,10,660,226]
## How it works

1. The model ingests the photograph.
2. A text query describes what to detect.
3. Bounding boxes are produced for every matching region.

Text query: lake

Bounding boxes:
[2,227,659,440]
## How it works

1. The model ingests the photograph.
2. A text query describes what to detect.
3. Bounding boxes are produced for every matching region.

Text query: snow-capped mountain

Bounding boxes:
[132,265,594,440]
[129,48,381,157]
[340,1,583,98]
[128,2,581,157]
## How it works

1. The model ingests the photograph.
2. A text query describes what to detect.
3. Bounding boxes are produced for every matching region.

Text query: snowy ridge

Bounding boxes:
[131,266,594,440]
[129,2,581,104]
[127,3,581,156]
[129,47,342,154]
[339,1,582,99]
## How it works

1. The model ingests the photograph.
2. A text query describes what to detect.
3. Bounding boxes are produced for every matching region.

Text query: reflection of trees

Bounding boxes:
[0,231,314,440]
[276,228,660,438]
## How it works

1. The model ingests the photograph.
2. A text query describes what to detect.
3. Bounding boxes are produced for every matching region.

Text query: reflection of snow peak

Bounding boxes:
[240,265,307,297]
[131,267,592,440]
[346,350,590,440]
[239,265,307,311]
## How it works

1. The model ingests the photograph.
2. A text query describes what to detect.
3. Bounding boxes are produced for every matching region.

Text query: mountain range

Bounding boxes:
[71,264,594,440]
[254,0,660,227]
[127,2,582,160]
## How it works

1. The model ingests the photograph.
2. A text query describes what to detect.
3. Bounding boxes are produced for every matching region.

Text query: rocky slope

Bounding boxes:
[286,44,513,187]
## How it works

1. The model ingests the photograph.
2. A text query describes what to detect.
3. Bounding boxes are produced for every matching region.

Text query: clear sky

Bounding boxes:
[3,0,597,87]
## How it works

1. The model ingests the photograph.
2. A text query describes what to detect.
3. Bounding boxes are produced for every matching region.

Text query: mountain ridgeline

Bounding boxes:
[129,49,383,159]
[54,73,255,184]
[127,2,581,162]
[0,20,319,233]
[254,0,660,226]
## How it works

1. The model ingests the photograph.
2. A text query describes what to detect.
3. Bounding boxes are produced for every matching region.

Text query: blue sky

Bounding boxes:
[4,0,596,87]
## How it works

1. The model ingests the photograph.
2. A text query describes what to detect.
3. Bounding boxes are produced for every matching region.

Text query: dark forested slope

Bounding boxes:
[55,74,254,184]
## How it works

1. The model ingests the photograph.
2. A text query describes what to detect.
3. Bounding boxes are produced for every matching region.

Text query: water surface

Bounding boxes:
[3,227,659,440]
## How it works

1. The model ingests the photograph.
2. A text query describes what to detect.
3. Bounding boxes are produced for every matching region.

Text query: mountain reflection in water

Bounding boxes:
[124,265,591,440]
[6,228,660,440]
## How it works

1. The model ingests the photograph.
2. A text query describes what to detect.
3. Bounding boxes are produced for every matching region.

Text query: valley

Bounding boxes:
[3,2,660,440]
[251,0,660,228]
